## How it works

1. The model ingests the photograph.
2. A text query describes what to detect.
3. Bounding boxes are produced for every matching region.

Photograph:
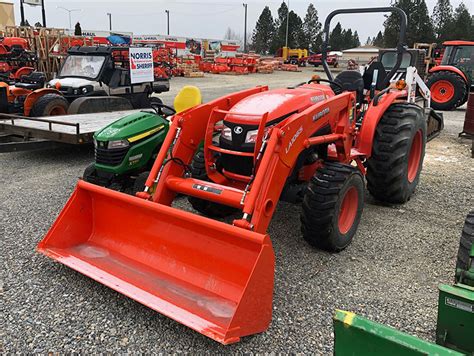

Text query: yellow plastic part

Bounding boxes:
[174,86,202,113]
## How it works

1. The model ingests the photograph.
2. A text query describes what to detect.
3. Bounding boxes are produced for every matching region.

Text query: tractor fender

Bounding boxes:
[429,65,468,83]
[356,90,407,157]
[24,88,63,116]
[13,66,35,80]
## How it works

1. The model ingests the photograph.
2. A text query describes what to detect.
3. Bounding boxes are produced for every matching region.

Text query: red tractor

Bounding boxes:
[38,7,443,344]
[426,40,474,110]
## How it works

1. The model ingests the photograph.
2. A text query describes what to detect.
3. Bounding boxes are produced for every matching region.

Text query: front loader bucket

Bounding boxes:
[425,108,444,142]
[38,180,275,344]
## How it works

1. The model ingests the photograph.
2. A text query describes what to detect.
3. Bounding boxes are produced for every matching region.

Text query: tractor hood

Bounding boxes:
[48,77,96,88]
[224,85,332,125]
[94,111,169,142]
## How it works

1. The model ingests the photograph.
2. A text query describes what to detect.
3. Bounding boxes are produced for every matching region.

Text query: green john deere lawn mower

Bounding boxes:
[83,86,202,193]
[334,210,474,355]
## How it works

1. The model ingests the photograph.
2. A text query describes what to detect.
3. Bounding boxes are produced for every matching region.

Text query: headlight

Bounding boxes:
[73,89,79,95]
[245,127,271,143]
[81,87,88,94]
[245,129,258,143]
[108,140,129,149]
[221,126,232,140]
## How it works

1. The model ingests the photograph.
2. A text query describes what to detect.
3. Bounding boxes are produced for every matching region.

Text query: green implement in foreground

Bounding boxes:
[333,310,463,356]
[334,211,474,355]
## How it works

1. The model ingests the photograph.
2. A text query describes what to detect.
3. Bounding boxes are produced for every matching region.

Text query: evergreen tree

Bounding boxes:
[329,22,343,51]
[383,0,435,47]
[302,3,322,53]
[365,37,373,45]
[373,31,384,47]
[342,29,352,49]
[451,2,474,40]
[74,22,82,36]
[270,2,288,53]
[432,0,454,41]
[251,6,275,54]
[352,30,360,48]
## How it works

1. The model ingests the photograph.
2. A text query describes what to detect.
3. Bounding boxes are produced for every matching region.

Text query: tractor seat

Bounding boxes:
[14,82,43,90]
[331,70,364,102]
[362,61,387,91]
[15,71,46,91]
[174,85,202,113]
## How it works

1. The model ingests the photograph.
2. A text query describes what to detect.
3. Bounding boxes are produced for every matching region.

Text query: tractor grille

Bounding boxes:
[95,146,129,166]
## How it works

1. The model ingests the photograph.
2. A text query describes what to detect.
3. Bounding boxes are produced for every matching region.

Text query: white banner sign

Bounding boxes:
[129,47,154,84]
[23,0,43,6]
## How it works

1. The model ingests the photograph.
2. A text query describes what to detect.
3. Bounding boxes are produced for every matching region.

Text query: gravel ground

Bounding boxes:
[1,68,473,353]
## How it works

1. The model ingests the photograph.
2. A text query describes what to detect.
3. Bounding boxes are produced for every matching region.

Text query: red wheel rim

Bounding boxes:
[338,186,358,234]
[49,106,66,116]
[407,129,423,183]
[430,80,455,103]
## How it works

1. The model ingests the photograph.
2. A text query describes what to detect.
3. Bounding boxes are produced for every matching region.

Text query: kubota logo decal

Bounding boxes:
[285,126,303,154]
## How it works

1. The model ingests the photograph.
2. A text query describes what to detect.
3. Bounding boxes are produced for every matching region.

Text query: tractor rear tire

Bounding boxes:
[30,93,69,117]
[366,103,426,204]
[426,71,467,111]
[188,149,238,218]
[456,210,474,272]
[300,162,364,252]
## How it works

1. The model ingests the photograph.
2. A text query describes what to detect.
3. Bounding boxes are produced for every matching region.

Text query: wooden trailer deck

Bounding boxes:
[0,110,141,152]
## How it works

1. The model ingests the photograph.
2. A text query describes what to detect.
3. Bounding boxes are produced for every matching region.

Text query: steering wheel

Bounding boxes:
[308,78,344,91]
[151,102,176,117]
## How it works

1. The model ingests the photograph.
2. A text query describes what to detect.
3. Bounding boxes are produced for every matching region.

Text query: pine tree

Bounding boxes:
[329,22,343,51]
[251,6,275,54]
[373,31,384,47]
[342,29,352,50]
[75,22,82,36]
[432,0,454,41]
[451,2,474,41]
[365,37,373,46]
[270,2,288,53]
[383,0,435,47]
[352,31,360,48]
[302,3,322,53]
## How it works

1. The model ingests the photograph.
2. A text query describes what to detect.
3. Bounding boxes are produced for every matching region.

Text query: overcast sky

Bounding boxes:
[10,0,474,42]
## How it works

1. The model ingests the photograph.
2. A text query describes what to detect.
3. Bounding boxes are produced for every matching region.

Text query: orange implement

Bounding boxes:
[38,180,274,344]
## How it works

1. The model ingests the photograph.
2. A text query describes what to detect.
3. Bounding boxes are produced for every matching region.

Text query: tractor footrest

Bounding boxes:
[165,176,244,209]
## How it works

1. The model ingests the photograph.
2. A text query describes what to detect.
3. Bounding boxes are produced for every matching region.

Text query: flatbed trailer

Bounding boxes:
[0,110,140,153]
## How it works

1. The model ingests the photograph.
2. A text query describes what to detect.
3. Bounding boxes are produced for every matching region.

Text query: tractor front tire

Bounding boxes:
[30,93,69,117]
[188,149,237,218]
[456,210,474,273]
[83,163,97,182]
[132,171,150,196]
[367,103,426,204]
[300,162,364,252]
[426,71,467,111]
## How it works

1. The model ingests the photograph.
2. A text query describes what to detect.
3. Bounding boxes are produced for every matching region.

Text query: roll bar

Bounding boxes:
[321,7,407,87]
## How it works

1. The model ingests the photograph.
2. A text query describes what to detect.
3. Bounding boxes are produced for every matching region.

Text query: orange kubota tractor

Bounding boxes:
[38,8,443,344]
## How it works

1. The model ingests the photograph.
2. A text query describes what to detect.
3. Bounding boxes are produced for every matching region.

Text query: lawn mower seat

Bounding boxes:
[331,70,364,103]
[362,61,387,91]
[174,85,202,113]
[15,71,46,91]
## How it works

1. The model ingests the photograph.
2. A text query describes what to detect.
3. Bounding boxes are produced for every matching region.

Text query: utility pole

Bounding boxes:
[285,0,290,48]
[57,6,81,30]
[243,3,247,53]
[107,13,112,31]
[20,0,25,26]
[41,0,46,27]
[165,10,170,35]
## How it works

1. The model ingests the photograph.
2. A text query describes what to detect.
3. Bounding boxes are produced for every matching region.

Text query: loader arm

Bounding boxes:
[244,92,355,233]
